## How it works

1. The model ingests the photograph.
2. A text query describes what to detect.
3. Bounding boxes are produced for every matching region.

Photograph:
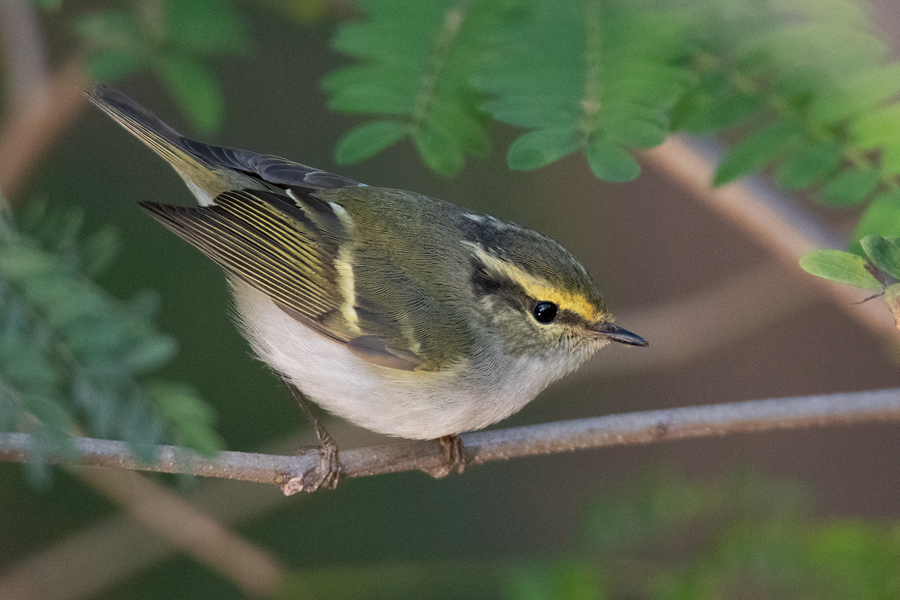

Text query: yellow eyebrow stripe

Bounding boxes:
[465,243,599,321]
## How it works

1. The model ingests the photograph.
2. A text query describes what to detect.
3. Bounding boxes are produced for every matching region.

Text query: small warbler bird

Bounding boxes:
[87,85,646,490]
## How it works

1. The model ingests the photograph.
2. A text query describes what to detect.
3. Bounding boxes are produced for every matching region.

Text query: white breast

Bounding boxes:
[229,280,593,439]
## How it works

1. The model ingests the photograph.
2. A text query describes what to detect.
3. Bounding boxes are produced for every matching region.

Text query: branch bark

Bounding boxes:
[2,388,899,496]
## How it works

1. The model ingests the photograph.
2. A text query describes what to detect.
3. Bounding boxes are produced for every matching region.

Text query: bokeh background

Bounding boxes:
[2,1,900,598]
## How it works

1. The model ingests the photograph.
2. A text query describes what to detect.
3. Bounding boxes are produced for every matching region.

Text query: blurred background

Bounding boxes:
[2,0,900,598]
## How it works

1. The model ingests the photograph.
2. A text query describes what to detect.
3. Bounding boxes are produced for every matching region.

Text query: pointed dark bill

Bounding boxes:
[593,322,648,346]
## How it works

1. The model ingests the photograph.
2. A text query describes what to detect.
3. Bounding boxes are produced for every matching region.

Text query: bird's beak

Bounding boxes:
[593,322,648,347]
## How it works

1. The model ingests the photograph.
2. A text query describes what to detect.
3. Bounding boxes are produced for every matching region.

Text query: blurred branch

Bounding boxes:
[73,468,283,597]
[578,262,816,379]
[1,388,898,496]
[0,423,376,600]
[0,0,49,106]
[0,0,87,201]
[0,56,89,200]
[642,137,898,340]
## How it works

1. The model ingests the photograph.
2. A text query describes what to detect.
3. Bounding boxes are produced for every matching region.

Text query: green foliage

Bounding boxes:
[798,250,881,290]
[272,470,900,599]
[324,0,502,176]
[479,1,691,181]
[663,0,900,240]
[506,469,900,599]
[325,0,692,179]
[67,0,900,334]
[851,190,900,250]
[276,561,502,600]
[800,235,900,329]
[329,0,900,333]
[860,236,900,281]
[506,560,607,600]
[75,0,248,132]
[326,0,900,202]
[711,120,804,187]
[0,198,223,475]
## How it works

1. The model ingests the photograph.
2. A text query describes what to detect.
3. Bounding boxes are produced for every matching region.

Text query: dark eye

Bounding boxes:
[532,301,558,324]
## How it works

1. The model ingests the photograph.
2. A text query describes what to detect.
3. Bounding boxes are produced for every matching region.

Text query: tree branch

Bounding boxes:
[575,263,816,380]
[74,468,283,597]
[0,0,50,107]
[642,137,897,339]
[2,388,899,495]
[0,56,88,200]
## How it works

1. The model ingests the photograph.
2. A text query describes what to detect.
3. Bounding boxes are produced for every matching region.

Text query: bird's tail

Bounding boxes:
[85,84,224,204]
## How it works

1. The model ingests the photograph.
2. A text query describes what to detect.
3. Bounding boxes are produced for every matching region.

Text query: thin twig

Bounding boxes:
[1,388,898,496]
[0,424,372,600]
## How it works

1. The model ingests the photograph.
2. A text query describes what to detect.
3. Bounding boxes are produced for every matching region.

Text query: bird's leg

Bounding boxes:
[423,435,467,479]
[280,379,341,494]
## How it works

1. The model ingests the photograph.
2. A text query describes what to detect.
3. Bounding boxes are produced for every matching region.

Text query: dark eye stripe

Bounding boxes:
[470,258,526,299]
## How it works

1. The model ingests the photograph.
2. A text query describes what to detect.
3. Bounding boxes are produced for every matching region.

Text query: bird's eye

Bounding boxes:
[532,301,558,324]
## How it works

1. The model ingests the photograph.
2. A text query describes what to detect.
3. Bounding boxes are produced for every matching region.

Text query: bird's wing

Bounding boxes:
[141,188,425,371]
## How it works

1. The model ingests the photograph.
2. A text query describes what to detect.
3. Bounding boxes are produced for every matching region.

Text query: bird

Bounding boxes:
[86,84,647,491]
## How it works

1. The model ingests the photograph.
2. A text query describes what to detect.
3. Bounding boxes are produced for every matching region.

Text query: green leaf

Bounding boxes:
[335,121,409,164]
[429,102,489,156]
[506,561,608,600]
[810,64,900,124]
[671,69,762,133]
[850,103,900,149]
[155,53,223,133]
[819,167,880,206]
[129,289,162,320]
[774,141,843,190]
[80,226,120,276]
[325,0,495,176]
[507,128,580,171]
[74,11,144,48]
[860,236,900,280]
[475,1,686,180]
[322,65,418,97]
[713,120,803,186]
[604,111,667,149]
[414,124,464,177]
[882,142,900,176]
[480,98,578,129]
[120,397,164,463]
[164,0,248,55]
[148,381,223,456]
[0,201,221,466]
[798,250,881,290]
[84,49,148,83]
[586,137,640,182]
[124,336,178,373]
[851,190,900,250]
[883,283,900,331]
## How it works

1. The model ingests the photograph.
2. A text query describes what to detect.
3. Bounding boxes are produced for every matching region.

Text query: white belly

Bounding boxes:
[229,280,590,439]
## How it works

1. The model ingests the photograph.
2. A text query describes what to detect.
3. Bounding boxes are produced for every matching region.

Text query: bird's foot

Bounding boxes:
[280,380,342,495]
[280,438,341,495]
[423,435,466,479]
